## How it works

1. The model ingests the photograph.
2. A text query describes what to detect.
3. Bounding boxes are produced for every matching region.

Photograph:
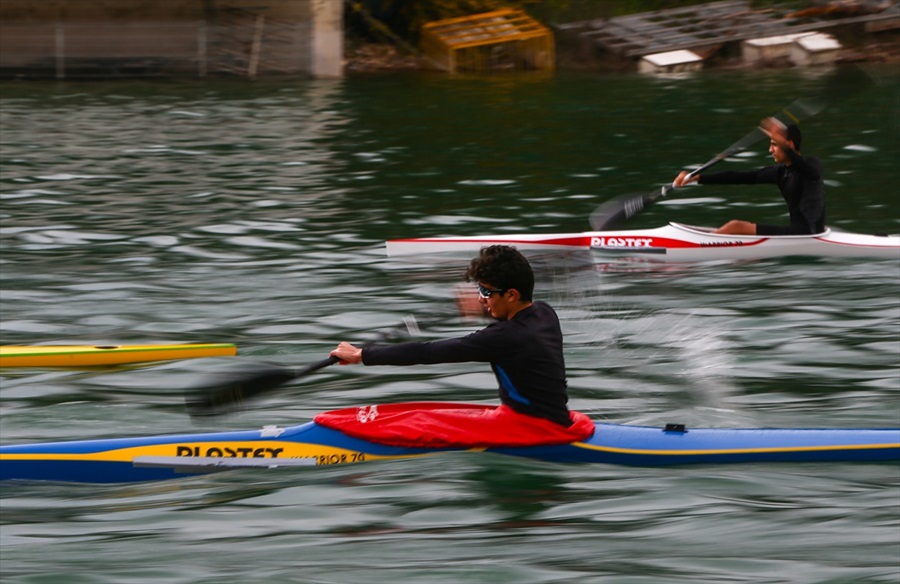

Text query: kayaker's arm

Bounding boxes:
[352,328,504,367]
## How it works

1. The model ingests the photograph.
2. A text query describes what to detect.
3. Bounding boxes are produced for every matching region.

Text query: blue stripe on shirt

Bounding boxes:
[495,364,531,405]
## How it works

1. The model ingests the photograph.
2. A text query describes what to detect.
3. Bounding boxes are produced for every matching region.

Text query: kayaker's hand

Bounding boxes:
[673,170,698,188]
[454,283,489,319]
[760,117,789,148]
[330,342,363,365]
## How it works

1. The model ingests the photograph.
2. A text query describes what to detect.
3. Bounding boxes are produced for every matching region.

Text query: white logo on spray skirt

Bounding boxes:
[356,405,378,423]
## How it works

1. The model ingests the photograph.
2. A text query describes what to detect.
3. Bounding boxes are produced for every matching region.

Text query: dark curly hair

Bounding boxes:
[464,245,534,301]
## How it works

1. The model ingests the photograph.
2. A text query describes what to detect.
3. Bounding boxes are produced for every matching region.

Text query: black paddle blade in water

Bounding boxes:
[186,356,339,417]
[589,187,669,232]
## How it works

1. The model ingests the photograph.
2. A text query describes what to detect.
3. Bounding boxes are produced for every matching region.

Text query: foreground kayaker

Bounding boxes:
[327,244,593,446]
[673,117,825,236]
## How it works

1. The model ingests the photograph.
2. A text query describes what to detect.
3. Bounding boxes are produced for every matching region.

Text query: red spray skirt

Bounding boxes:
[314,402,596,448]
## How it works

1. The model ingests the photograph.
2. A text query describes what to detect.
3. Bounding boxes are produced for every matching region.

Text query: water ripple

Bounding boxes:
[1,71,898,584]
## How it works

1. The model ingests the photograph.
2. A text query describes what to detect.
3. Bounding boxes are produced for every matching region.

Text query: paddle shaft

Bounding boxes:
[291,355,341,381]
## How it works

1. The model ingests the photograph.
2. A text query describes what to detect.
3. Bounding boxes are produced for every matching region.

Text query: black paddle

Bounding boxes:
[185,316,424,417]
[588,65,874,231]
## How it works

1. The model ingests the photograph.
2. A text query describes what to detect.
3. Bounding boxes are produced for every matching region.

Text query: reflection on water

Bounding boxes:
[1,70,898,583]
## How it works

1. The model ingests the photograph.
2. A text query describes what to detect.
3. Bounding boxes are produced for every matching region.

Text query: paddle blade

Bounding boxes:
[186,364,298,417]
[589,187,667,231]
[186,356,339,417]
[778,66,874,125]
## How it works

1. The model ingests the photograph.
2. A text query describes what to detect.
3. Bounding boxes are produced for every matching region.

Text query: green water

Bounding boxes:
[1,68,898,583]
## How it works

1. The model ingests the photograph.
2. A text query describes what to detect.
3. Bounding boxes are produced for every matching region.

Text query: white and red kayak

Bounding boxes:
[386,222,900,263]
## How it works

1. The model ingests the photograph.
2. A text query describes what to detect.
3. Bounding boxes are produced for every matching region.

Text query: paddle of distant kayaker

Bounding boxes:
[673,117,825,236]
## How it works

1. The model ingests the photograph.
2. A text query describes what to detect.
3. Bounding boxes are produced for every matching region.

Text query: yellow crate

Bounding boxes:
[421,9,554,73]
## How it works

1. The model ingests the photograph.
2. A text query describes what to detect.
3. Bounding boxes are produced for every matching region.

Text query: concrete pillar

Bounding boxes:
[310,0,342,78]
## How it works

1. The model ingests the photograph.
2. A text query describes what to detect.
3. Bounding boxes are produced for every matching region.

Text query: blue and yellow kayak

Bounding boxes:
[2,406,897,483]
[0,343,237,368]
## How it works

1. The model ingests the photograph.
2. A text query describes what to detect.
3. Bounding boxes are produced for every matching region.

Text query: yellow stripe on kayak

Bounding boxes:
[571,441,900,456]
[0,343,237,368]
[0,441,434,465]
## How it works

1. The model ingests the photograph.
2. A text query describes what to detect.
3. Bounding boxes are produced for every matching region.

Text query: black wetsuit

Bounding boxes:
[700,149,825,235]
[362,301,571,426]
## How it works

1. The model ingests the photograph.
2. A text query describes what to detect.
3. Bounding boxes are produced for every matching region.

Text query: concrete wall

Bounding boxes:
[0,0,343,78]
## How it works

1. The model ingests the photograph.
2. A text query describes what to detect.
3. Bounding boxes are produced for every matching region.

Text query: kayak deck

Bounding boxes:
[0,343,237,368]
[2,418,897,484]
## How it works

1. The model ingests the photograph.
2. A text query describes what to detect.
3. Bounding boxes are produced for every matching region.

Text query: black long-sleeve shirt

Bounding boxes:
[700,149,825,235]
[362,302,571,426]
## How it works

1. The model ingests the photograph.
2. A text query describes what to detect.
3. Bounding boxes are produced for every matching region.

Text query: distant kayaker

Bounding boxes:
[328,244,594,446]
[673,117,825,235]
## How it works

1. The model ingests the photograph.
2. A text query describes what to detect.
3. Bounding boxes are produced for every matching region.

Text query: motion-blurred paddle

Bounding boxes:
[589,65,875,231]
[186,316,423,417]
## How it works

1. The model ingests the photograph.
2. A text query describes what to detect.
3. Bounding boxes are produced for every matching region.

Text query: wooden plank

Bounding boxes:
[613,0,750,21]
[571,0,898,58]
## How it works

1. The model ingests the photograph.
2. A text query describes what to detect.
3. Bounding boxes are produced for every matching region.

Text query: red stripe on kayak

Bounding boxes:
[390,236,594,247]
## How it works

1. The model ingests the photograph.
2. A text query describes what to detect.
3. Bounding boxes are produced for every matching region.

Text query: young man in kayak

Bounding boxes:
[326,244,593,447]
[673,117,825,235]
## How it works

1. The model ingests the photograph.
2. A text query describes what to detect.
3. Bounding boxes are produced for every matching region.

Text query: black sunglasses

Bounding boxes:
[477,283,507,299]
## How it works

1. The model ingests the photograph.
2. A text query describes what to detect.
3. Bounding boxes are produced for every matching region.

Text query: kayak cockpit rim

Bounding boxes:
[666,222,831,239]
